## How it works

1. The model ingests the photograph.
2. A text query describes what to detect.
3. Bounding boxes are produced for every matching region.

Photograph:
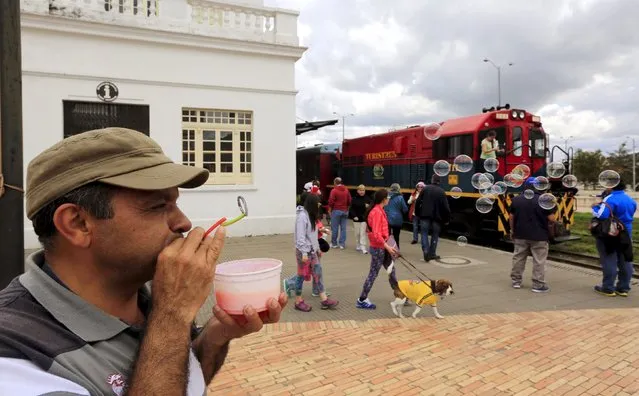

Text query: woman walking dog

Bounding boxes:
[356,189,400,310]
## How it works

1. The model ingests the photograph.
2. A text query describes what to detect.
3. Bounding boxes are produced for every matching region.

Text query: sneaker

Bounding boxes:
[312,291,331,297]
[616,290,629,297]
[283,279,292,298]
[295,300,312,312]
[594,286,616,297]
[362,250,368,254]
[356,247,362,252]
[532,285,550,293]
[356,298,376,309]
[512,282,521,289]
[321,298,339,310]
[339,245,345,249]
[331,245,339,249]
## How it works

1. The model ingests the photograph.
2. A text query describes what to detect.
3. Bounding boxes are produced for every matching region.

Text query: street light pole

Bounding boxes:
[626,136,636,191]
[483,58,513,107]
[332,112,354,143]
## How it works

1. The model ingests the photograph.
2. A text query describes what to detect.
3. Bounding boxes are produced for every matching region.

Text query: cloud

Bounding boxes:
[266,0,639,153]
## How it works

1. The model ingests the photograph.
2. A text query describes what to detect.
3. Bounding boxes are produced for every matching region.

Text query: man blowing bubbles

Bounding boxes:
[0,127,287,395]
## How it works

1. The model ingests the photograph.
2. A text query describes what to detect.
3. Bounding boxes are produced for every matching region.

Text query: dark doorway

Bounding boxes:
[63,100,150,138]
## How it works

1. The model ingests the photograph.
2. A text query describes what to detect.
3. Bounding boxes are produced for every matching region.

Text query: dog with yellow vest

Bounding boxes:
[386,261,454,319]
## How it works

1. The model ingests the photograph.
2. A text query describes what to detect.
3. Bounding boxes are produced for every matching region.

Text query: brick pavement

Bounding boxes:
[209,308,639,395]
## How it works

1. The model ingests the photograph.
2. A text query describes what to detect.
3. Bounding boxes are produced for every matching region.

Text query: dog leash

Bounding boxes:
[395,254,434,283]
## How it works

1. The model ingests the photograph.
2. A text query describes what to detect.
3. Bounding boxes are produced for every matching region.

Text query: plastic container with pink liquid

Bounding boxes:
[214,258,283,315]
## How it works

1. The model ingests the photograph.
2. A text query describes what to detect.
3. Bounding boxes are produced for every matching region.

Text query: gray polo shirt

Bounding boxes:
[0,250,209,395]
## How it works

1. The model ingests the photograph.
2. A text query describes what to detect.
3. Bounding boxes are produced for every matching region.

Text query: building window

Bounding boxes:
[181,108,253,185]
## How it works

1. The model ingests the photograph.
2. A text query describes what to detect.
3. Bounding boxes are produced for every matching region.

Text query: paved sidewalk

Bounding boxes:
[208,308,639,395]
[195,230,638,325]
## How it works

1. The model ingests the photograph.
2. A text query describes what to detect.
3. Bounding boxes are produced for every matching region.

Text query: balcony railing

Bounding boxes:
[21,0,300,46]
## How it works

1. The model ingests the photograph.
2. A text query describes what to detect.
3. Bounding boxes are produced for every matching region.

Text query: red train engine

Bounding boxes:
[327,107,577,241]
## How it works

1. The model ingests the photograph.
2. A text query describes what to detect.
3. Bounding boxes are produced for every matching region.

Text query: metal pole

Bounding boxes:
[0,0,25,288]
[497,66,501,107]
[632,137,636,192]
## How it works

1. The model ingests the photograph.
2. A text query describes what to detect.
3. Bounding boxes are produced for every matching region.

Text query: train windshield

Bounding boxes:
[529,128,545,157]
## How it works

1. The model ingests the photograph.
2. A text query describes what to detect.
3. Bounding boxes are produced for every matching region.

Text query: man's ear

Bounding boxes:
[52,203,93,248]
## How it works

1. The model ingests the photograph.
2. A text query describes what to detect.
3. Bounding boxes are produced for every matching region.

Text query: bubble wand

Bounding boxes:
[204,196,248,238]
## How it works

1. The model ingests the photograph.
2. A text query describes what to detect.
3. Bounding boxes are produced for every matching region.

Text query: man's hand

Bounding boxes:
[353,217,359,221]
[193,293,288,383]
[152,227,226,324]
[127,227,226,395]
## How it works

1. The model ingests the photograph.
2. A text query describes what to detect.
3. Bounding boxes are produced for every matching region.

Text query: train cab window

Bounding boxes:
[478,127,506,156]
[529,128,545,157]
[512,126,523,157]
[433,134,473,158]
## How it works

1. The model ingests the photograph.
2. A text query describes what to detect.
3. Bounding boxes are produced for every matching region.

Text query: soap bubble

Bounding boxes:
[475,197,494,214]
[598,170,620,189]
[479,188,497,202]
[512,164,531,180]
[533,176,550,191]
[547,162,566,178]
[491,181,507,195]
[450,187,462,199]
[484,158,499,173]
[423,123,442,140]
[561,174,578,188]
[539,193,557,210]
[453,155,473,173]
[483,173,495,185]
[471,173,492,189]
[456,236,468,247]
[434,160,451,177]
[524,189,534,199]
[504,173,524,188]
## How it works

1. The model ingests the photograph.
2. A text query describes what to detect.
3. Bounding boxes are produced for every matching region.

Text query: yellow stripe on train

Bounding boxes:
[496,193,576,235]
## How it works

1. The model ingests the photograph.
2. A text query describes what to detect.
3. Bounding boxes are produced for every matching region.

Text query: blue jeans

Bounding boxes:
[596,238,634,292]
[420,218,441,257]
[330,209,348,246]
[412,216,420,242]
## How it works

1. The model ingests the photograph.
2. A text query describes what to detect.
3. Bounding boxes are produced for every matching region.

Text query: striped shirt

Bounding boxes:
[0,250,216,395]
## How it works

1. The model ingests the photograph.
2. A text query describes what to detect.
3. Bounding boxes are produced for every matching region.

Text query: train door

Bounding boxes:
[477,126,506,173]
[506,125,532,175]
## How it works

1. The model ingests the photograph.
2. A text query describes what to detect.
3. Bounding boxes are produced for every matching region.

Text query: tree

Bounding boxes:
[606,143,637,190]
[572,149,607,189]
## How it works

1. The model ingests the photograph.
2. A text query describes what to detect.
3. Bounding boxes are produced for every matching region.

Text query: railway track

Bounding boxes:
[433,231,639,280]
[546,250,639,280]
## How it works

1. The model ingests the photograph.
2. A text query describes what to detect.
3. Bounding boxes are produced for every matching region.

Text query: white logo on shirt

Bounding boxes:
[107,373,127,395]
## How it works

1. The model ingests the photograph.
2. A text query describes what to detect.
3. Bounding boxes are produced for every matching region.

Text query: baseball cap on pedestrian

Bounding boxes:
[26,127,210,219]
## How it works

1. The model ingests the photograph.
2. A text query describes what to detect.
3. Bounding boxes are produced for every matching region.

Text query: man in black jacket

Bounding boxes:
[416,175,451,261]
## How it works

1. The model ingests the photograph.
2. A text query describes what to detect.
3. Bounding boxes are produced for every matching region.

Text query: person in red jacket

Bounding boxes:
[328,177,352,249]
[356,188,399,310]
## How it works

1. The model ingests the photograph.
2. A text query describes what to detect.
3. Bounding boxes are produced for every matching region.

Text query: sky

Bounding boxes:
[263,0,638,155]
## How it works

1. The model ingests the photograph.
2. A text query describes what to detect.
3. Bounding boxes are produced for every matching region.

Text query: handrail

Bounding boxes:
[550,145,570,163]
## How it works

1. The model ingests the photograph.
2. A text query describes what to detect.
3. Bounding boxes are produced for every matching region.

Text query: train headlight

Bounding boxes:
[518,111,525,119]
[511,110,517,119]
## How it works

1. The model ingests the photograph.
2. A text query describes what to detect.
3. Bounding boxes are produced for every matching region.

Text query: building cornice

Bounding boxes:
[22,69,300,96]
[20,12,308,60]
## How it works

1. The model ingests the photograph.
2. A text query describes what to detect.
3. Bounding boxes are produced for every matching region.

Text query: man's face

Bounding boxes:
[90,187,192,284]
[357,189,365,196]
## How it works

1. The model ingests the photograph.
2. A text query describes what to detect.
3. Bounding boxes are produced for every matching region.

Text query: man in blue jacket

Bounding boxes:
[591,179,637,296]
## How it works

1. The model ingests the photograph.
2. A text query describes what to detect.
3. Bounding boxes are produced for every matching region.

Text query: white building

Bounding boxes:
[19,0,306,249]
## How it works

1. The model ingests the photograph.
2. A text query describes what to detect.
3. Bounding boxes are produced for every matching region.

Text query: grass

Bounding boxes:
[553,212,639,260]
